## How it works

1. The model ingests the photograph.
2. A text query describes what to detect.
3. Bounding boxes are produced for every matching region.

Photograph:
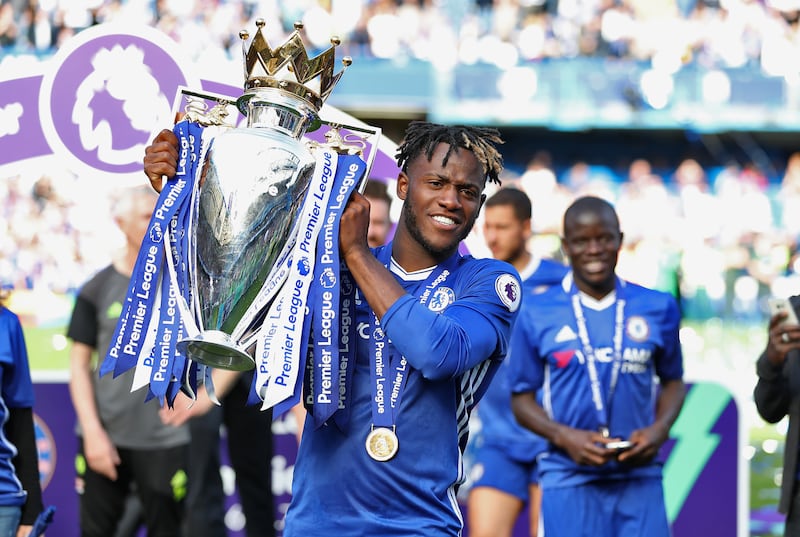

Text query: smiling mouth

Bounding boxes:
[583,260,607,273]
[432,215,457,226]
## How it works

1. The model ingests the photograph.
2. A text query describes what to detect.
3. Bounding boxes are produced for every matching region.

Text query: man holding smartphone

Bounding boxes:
[755,295,800,536]
[508,196,686,537]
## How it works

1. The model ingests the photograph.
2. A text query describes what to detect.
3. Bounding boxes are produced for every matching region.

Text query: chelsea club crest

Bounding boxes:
[429,287,455,312]
[626,316,650,342]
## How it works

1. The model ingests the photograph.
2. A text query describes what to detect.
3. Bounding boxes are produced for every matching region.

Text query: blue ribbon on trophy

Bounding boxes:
[251,151,366,419]
[101,18,380,414]
[308,154,363,428]
[101,121,203,401]
[332,267,357,430]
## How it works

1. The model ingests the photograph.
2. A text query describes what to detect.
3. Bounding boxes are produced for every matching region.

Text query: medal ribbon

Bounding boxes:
[570,279,625,437]
[368,248,461,432]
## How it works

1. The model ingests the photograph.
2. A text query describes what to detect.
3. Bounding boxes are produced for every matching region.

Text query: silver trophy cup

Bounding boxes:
[173,19,377,371]
[175,90,317,370]
[178,19,360,370]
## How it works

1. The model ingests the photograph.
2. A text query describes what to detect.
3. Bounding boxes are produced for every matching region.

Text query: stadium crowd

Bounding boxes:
[1,0,800,76]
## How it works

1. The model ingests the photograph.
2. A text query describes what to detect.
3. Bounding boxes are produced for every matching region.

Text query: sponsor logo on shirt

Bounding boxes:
[553,350,575,368]
[621,347,652,374]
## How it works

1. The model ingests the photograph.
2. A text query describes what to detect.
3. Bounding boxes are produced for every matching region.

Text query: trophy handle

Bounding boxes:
[316,120,382,194]
[169,86,382,195]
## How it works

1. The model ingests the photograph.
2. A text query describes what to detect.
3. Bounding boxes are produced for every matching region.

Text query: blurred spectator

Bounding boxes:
[778,152,800,238]
[517,151,572,236]
[66,185,189,536]
[561,161,618,201]
[616,158,678,242]
[363,179,394,247]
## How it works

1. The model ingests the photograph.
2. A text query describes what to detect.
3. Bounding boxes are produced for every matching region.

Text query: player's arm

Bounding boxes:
[619,296,686,463]
[6,406,43,527]
[68,341,120,480]
[340,193,518,379]
[339,191,405,317]
[380,274,517,379]
[511,392,614,466]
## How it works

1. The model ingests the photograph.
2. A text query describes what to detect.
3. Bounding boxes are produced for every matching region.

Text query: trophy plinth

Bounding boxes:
[176,331,255,371]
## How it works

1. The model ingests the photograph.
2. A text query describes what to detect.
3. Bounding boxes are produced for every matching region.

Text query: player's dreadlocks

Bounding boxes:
[395,121,504,185]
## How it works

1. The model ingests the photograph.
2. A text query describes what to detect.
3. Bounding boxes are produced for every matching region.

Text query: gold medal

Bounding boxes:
[365,427,399,462]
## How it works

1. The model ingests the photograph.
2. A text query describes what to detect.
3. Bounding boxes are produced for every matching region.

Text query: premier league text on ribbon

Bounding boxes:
[108,173,189,364]
[258,151,334,386]
[314,160,362,407]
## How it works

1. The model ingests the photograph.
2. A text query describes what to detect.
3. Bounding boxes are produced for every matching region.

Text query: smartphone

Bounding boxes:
[605,440,634,451]
[768,298,800,326]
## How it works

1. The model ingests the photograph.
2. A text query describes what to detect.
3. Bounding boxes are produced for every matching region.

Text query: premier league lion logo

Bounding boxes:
[319,267,337,289]
[495,273,521,313]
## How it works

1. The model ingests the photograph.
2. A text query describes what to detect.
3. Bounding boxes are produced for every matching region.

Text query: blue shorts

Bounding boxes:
[469,442,539,501]
[542,478,669,537]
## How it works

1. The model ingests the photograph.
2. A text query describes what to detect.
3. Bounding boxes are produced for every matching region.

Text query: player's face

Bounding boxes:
[366,196,391,248]
[562,209,622,299]
[117,194,156,249]
[483,204,530,265]
[398,143,485,264]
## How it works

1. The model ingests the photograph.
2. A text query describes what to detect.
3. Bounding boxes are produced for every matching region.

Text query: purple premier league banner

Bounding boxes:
[4,23,745,537]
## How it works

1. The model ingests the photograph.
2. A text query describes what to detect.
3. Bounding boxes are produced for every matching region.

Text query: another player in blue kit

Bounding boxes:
[0,298,44,537]
[283,122,522,536]
[509,196,685,537]
[468,187,567,537]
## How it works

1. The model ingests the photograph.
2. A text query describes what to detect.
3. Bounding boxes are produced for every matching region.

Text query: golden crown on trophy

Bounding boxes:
[238,19,351,113]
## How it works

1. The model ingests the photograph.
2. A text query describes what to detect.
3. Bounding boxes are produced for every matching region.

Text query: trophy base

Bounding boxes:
[177,331,255,371]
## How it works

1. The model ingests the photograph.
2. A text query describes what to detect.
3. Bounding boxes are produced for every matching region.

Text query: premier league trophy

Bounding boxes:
[102,19,377,411]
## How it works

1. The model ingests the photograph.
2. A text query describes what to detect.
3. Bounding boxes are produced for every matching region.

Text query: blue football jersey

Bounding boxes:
[508,273,683,488]
[476,257,568,462]
[0,308,36,508]
[284,244,521,536]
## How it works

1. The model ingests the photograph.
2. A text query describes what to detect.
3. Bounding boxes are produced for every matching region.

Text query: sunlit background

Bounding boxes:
[3,0,800,535]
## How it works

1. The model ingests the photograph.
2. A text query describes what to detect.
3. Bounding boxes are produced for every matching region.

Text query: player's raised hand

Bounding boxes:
[143,129,179,193]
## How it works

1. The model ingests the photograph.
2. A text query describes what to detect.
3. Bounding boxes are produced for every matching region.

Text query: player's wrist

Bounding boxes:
[549,423,570,449]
